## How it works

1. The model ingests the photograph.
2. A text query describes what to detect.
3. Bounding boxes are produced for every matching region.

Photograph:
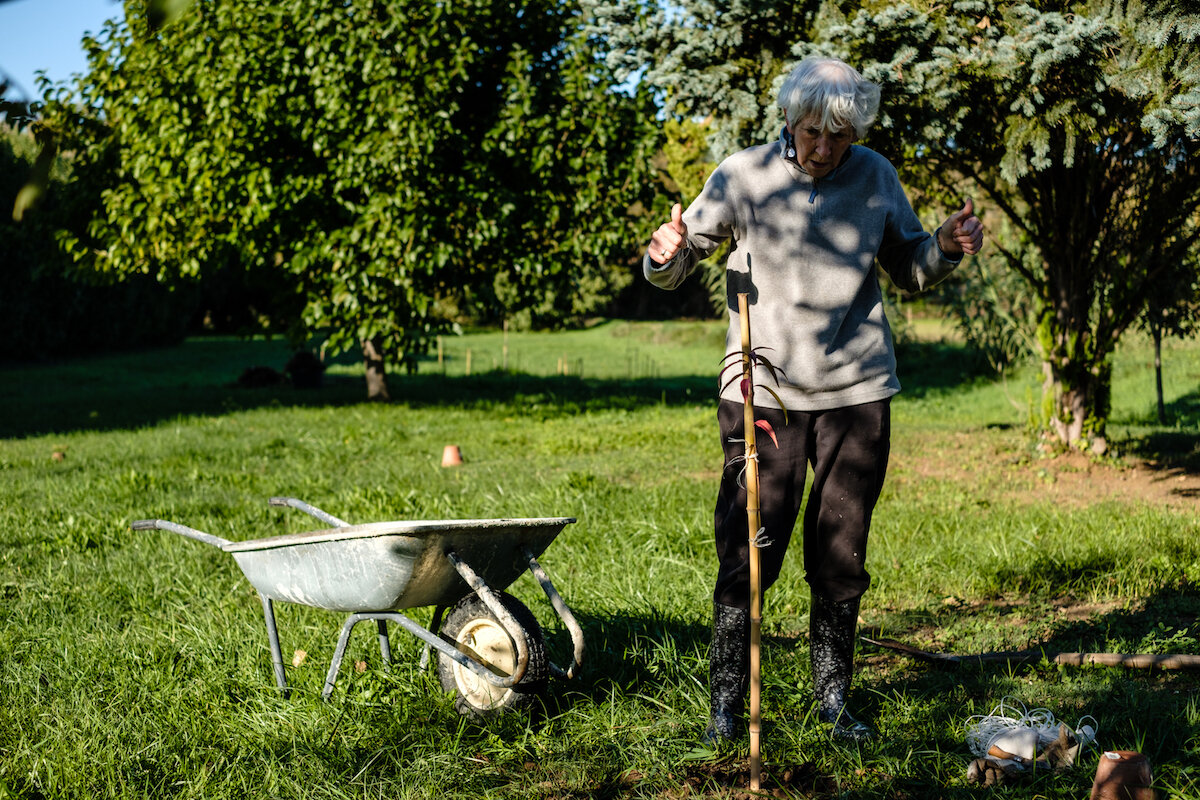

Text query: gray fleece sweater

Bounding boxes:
[644,131,960,411]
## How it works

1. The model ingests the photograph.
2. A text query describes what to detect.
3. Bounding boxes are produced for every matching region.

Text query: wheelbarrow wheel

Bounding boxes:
[437,591,548,716]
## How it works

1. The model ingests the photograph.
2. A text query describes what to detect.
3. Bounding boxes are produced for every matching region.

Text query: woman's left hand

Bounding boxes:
[938,198,984,256]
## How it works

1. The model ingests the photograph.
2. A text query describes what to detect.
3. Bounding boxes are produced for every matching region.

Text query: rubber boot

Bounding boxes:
[701,602,749,745]
[810,593,873,742]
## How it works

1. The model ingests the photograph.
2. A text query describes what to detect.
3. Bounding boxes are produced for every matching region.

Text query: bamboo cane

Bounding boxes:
[737,292,763,792]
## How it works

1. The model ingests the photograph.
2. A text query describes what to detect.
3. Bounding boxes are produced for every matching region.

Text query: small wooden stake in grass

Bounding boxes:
[737,292,764,792]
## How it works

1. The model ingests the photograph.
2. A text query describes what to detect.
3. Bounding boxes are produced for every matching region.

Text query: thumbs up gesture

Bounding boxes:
[649,203,689,263]
[937,198,984,257]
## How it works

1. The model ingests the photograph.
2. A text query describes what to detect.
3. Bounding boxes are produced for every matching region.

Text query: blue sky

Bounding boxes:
[0,0,125,100]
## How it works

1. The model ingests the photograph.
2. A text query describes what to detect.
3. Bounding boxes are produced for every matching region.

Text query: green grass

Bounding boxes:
[2,320,1199,799]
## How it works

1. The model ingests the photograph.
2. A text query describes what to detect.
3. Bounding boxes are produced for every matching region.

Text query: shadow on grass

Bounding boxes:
[1115,390,1200,480]
[297,594,1197,798]
[1,369,719,439]
[1,335,1003,440]
[541,610,711,708]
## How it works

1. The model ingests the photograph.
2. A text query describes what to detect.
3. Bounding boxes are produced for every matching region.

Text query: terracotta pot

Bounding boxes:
[441,445,463,467]
[1090,751,1157,800]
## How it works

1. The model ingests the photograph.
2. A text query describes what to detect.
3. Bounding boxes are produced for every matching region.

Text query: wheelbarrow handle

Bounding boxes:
[267,497,351,528]
[131,519,232,549]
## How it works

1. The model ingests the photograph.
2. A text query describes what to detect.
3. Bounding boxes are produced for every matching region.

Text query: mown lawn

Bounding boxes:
[2,320,1199,799]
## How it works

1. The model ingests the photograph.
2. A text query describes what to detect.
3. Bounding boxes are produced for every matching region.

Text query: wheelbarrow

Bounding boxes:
[131,497,584,715]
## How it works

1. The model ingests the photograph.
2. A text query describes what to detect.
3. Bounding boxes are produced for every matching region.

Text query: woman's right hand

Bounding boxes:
[649,203,688,263]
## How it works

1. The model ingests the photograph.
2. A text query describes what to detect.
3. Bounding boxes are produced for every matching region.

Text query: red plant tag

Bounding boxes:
[754,419,779,448]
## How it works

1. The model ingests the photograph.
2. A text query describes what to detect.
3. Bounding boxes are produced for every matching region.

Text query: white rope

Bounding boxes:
[726,436,770,545]
[964,696,1098,758]
[725,435,764,492]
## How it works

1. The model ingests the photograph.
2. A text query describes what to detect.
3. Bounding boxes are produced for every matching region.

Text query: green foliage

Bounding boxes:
[41,0,661,391]
[0,124,195,360]
[583,0,822,160]
[937,240,1039,373]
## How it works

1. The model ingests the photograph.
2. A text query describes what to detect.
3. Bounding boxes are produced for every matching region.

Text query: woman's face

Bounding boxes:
[786,115,856,178]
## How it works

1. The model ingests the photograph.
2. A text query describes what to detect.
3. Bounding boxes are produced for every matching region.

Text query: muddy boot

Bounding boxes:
[701,602,749,745]
[810,593,873,742]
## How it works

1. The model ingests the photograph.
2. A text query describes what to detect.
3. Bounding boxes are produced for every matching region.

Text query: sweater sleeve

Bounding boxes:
[875,168,961,293]
[643,165,737,291]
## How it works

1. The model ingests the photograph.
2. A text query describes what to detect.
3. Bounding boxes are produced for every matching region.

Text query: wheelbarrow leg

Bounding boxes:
[321,614,362,700]
[260,595,290,697]
[376,619,391,666]
[419,605,448,671]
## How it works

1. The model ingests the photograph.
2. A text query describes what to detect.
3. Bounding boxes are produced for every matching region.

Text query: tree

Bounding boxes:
[589,0,1200,450]
[1141,247,1200,423]
[42,0,661,398]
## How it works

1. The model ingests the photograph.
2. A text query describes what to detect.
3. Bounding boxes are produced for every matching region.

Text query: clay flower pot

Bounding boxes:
[441,445,463,467]
[1090,751,1157,800]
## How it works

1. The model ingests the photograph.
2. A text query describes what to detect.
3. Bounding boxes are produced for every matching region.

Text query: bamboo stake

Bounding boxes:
[737,292,763,792]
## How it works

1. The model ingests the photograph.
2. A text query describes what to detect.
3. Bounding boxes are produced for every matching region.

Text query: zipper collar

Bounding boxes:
[778,126,854,179]
[779,127,854,203]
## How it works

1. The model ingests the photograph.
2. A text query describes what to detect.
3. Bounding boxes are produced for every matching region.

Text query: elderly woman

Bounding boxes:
[645,56,983,742]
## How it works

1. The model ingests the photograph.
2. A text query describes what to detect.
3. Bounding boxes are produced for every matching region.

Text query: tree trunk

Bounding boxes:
[1041,364,1108,454]
[1038,312,1111,453]
[1153,319,1165,424]
[362,337,391,401]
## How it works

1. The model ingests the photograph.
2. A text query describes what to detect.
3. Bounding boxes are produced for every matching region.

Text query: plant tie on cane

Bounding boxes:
[723,439,764,493]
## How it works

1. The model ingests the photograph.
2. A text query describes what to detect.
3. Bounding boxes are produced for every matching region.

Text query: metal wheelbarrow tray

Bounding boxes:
[132,497,584,715]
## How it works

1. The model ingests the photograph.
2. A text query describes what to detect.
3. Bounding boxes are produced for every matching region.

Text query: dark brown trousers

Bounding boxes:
[713,398,890,608]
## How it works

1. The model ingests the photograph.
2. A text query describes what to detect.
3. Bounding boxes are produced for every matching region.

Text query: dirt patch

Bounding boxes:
[899,429,1200,512]
[1025,450,1200,510]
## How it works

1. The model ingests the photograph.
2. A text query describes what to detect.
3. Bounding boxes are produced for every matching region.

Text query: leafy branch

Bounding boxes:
[719,347,788,446]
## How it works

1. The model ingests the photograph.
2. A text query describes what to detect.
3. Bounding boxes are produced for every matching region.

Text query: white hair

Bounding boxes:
[776,56,881,138]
